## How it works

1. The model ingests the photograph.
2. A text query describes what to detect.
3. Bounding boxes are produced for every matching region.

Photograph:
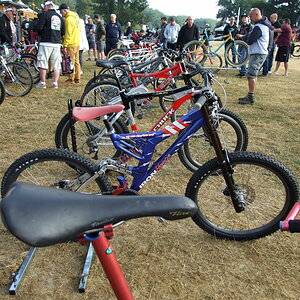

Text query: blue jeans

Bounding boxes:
[238,45,247,75]
[262,43,276,75]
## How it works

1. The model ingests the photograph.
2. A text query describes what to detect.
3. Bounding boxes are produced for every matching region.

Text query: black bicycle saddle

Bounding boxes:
[1,182,197,247]
[96,59,128,69]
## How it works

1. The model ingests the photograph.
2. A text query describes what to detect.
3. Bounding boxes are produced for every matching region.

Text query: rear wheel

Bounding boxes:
[1,148,112,198]
[1,62,33,97]
[183,40,208,65]
[55,113,128,161]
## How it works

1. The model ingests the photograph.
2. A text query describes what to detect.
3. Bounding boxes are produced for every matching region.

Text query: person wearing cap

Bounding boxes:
[94,14,106,60]
[59,3,81,84]
[105,13,121,56]
[21,14,33,44]
[177,16,199,51]
[223,16,238,64]
[35,1,65,88]
[235,13,252,77]
[0,7,15,45]
[164,17,180,50]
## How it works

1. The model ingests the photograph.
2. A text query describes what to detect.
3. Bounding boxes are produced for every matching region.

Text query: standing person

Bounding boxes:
[266,13,281,73]
[21,14,32,44]
[124,21,133,37]
[35,1,65,88]
[159,16,168,48]
[238,8,273,105]
[223,16,238,64]
[85,17,96,61]
[177,16,199,50]
[79,17,88,73]
[95,14,106,60]
[105,14,121,56]
[59,3,81,84]
[164,17,180,50]
[235,13,252,77]
[0,7,15,45]
[272,18,292,76]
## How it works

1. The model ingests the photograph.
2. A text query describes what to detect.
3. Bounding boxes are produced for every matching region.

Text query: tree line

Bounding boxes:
[21,0,300,30]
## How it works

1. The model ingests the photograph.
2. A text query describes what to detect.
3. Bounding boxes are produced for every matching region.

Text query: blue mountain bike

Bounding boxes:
[2,68,299,241]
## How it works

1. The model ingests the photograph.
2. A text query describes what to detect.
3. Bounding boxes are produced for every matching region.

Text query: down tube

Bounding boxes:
[130,110,205,191]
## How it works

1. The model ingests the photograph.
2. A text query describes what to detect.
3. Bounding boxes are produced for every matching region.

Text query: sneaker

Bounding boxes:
[94,58,97,61]
[271,71,279,75]
[236,73,246,77]
[268,71,272,74]
[238,95,254,105]
[74,79,80,84]
[258,74,267,77]
[86,58,91,61]
[35,82,46,88]
[52,82,58,88]
[283,73,288,77]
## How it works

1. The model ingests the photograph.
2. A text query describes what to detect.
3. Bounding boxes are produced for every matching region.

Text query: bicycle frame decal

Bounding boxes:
[109,108,205,191]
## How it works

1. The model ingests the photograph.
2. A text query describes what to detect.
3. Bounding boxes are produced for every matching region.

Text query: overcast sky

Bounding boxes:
[147,0,220,19]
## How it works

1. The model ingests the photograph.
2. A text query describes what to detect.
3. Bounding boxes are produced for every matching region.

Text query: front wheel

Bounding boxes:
[185,152,299,240]
[0,79,5,105]
[291,44,300,57]
[225,40,249,67]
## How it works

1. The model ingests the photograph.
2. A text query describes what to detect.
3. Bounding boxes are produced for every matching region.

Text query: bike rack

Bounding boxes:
[8,244,95,294]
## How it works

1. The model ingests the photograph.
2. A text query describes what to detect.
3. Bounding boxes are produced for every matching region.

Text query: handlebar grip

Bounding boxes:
[194,95,207,110]
[289,220,300,233]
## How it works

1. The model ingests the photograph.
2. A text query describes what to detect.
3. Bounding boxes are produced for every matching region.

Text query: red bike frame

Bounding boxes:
[280,202,300,232]
[80,225,134,300]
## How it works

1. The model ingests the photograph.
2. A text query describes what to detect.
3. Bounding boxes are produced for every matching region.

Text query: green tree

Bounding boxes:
[75,0,94,18]
[93,0,148,27]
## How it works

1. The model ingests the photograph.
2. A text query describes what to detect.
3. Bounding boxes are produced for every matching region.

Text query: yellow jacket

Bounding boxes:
[63,11,81,47]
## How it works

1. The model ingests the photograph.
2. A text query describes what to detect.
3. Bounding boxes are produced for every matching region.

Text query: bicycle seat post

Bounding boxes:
[85,230,134,300]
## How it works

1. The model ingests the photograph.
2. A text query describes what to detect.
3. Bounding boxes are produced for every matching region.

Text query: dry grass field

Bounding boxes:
[0,52,299,300]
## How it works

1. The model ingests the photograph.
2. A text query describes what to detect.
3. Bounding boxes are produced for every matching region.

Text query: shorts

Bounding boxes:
[88,39,95,49]
[37,45,62,70]
[275,46,290,62]
[96,40,106,52]
[246,54,267,78]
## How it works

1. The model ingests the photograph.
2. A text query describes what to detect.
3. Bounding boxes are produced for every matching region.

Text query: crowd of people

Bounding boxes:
[0,3,298,103]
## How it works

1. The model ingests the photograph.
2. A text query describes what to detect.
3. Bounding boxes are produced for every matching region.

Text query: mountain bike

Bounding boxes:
[184,29,249,68]
[0,53,33,97]
[2,69,298,241]
[1,182,197,299]
[56,60,248,170]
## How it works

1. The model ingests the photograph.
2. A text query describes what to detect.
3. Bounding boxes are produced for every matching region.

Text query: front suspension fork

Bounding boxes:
[201,105,244,213]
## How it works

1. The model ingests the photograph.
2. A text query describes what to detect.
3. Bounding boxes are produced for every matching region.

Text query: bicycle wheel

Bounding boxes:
[0,79,5,105]
[183,40,208,65]
[19,53,40,84]
[185,151,299,240]
[291,45,300,57]
[80,81,121,106]
[107,49,127,59]
[84,73,117,92]
[202,53,222,73]
[178,112,245,172]
[1,148,112,198]
[55,113,128,161]
[225,40,249,67]
[1,62,33,97]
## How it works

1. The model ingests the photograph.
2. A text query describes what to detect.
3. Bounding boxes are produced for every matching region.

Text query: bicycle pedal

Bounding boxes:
[156,217,166,223]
